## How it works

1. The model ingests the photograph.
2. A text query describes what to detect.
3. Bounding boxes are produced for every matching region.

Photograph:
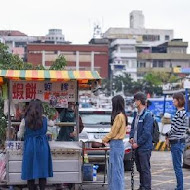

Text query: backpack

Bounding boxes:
[142,111,160,143]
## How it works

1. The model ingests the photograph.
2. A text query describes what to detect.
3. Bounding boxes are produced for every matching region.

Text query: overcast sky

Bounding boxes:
[1,0,190,47]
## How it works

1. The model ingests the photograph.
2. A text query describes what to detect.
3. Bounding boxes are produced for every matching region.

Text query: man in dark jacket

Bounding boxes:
[129,92,154,190]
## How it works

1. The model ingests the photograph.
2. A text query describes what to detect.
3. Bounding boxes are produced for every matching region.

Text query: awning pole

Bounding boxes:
[185,88,188,112]
[8,79,11,140]
[163,94,166,115]
[76,80,79,141]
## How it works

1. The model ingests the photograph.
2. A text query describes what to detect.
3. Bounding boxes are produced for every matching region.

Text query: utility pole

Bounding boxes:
[110,64,114,97]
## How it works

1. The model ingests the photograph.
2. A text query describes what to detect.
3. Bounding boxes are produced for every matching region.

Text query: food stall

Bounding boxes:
[0,69,101,189]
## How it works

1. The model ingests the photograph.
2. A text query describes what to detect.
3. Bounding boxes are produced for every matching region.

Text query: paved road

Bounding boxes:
[1,151,189,190]
[81,151,190,190]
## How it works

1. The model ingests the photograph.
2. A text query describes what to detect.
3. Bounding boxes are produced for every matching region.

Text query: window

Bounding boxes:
[153,62,157,68]
[120,47,135,53]
[15,42,26,48]
[153,60,164,67]
[143,35,160,42]
[168,47,186,54]
[122,60,129,64]
[81,113,111,125]
[158,61,163,67]
[114,65,125,70]
[137,72,145,77]
[165,35,170,41]
[137,62,146,68]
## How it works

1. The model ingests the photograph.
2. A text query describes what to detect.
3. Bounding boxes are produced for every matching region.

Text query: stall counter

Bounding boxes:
[6,141,82,185]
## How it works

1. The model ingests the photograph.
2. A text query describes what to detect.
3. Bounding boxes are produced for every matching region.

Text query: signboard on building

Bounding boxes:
[10,81,76,107]
[174,67,190,74]
[148,99,176,118]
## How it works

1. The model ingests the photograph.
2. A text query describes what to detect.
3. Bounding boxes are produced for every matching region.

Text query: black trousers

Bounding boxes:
[135,149,152,190]
[27,178,46,190]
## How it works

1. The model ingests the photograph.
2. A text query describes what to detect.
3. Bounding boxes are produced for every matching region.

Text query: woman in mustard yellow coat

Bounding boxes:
[102,95,127,190]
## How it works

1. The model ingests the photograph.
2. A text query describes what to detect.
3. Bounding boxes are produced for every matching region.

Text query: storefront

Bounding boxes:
[0,69,101,188]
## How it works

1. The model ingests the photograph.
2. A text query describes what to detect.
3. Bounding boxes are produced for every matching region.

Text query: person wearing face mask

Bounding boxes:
[129,92,154,190]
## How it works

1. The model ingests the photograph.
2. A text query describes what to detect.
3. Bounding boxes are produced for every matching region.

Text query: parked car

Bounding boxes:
[183,128,190,168]
[79,109,133,171]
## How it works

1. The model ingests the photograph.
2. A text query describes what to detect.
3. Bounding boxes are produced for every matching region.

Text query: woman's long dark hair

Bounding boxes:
[25,99,44,130]
[111,95,128,126]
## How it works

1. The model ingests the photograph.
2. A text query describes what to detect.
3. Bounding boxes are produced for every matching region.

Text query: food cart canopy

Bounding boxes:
[0,70,101,84]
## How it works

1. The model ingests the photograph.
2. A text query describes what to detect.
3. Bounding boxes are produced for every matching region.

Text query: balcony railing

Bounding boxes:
[111,51,137,59]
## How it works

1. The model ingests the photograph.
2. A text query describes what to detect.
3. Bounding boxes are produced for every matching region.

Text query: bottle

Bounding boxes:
[93,165,99,181]
[84,153,89,163]
[52,126,58,141]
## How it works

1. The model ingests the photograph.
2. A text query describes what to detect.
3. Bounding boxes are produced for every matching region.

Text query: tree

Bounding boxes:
[144,72,162,86]
[101,79,111,96]
[0,43,33,70]
[35,64,45,70]
[101,74,134,96]
[0,43,53,146]
[0,43,34,145]
[168,74,179,83]
[131,81,143,94]
[113,74,134,94]
[50,55,67,70]
[144,71,180,85]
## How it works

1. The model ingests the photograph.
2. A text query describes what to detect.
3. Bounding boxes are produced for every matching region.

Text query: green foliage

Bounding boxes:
[102,71,180,96]
[142,72,180,95]
[144,72,179,85]
[0,43,68,71]
[0,42,33,70]
[114,74,133,93]
[34,64,46,70]
[42,103,56,120]
[130,81,143,94]
[144,72,162,86]
[0,43,12,69]
[168,74,179,83]
[0,43,68,144]
[50,55,67,70]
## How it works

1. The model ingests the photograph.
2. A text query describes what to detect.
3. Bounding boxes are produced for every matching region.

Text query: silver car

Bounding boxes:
[79,109,133,171]
[183,128,190,168]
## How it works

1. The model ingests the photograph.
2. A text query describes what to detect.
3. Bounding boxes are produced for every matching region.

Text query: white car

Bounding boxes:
[79,109,133,171]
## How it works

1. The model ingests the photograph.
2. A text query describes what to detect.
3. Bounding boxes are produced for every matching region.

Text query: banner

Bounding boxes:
[10,81,77,107]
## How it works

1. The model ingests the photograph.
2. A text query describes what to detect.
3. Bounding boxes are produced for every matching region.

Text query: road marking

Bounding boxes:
[184,175,190,179]
[151,168,167,175]
[152,179,175,187]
